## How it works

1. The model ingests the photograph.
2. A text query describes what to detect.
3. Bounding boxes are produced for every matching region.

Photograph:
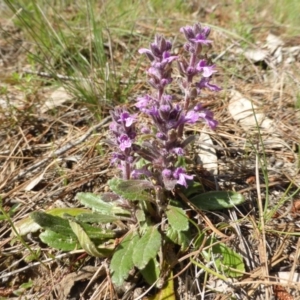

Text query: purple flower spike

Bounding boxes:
[139,34,177,98]
[173,167,194,188]
[139,35,175,62]
[180,23,212,46]
[108,22,221,185]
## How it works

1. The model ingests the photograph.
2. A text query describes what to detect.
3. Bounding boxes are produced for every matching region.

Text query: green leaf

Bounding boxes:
[166,227,190,251]
[39,230,78,251]
[166,205,189,231]
[31,212,76,237]
[198,235,245,278]
[135,209,146,224]
[76,192,130,216]
[69,220,107,257]
[133,226,161,270]
[140,257,160,285]
[212,242,245,277]
[110,231,140,286]
[190,191,245,210]
[108,178,154,202]
[183,181,204,198]
[46,207,90,217]
[75,212,120,223]
[64,215,116,240]
[149,271,176,300]
[19,280,33,290]
[13,207,89,236]
[31,212,115,240]
[24,249,41,263]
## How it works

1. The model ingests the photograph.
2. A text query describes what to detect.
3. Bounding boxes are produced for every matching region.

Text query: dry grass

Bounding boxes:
[1,1,300,299]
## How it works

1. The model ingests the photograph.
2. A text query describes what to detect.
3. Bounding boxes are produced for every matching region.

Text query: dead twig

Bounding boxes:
[2,116,110,199]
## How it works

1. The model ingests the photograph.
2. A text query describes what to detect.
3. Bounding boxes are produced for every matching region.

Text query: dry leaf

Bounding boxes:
[243,48,269,62]
[41,86,73,113]
[228,90,276,133]
[274,272,300,284]
[24,172,45,191]
[208,278,235,293]
[56,266,105,300]
[194,132,218,175]
[266,33,284,54]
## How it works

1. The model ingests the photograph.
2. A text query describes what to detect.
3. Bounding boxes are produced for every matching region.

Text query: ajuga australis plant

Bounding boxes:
[22,23,245,295]
[103,23,244,287]
[108,24,220,191]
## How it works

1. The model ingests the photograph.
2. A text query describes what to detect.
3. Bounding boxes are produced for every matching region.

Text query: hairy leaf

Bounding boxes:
[140,257,160,285]
[76,192,130,216]
[190,191,245,210]
[75,212,120,223]
[31,212,115,240]
[64,215,115,240]
[46,207,90,217]
[166,205,189,231]
[13,207,89,236]
[69,220,106,257]
[108,178,154,202]
[183,181,203,198]
[39,230,78,251]
[110,232,140,286]
[133,227,161,270]
[100,192,121,202]
[31,212,76,237]
[166,227,190,251]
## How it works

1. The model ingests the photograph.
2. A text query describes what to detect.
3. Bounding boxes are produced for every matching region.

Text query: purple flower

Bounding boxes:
[162,168,172,178]
[184,110,200,124]
[196,77,221,92]
[196,60,217,77]
[141,126,150,134]
[194,103,203,112]
[118,134,132,151]
[111,152,126,163]
[156,132,167,140]
[109,122,117,131]
[118,112,137,127]
[136,94,157,110]
[199,109,218,129]
[172,147,185,156]
[147,66,173,89]
[173,167,194,188]
[131,167,152,179]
